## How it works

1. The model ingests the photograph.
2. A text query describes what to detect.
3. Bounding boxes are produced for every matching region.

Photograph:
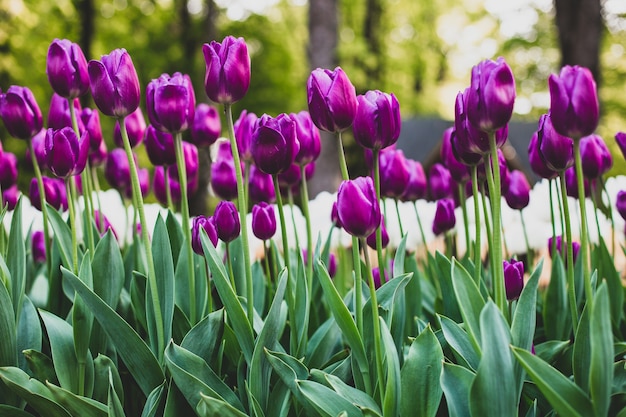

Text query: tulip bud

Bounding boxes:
[366,216,389,250]
[0,86,43,140]
[441,127,469,183]
[454,89,508,155]
[127,167,150,200]
[153,166,180,206]
[248,165,275,204]
[146,72,196,134]
[537,113,574,172]
[144,125,176,166]
[25,129,48,170]
[48,93,83,130]
[3,185,19,211]
[89,139,108,167]
[191,103,221,147]
[466,57,516,132]
[527,130,557,180]
[372,267,388,289]
[579,134,612,179]
[548,65,599,139]
[94,210,117,238]
[400,159,427,202]
[505,170,531,210]
[379,148,410,199]
[291,111,321,165]
[211,141,238,200]
[80,107,104,151]
[503,259,524,300]
[429,163,453,200]
[202,36,250,104]
[31,230,47,263]
[88,48,141,118]
[0,149,18,189]
[615,132,626,160]
[45,127,90,178]
[353,90,401,150]
[432,198,456,235]
[105,148,132,191]
[616,190,626,221]
[277,163,301,189]
[252,202,277,240]
[251,113,299,175]
[46,39,90,99]
[114,107,146,148]
[330,201,342,229]
[548,235,580,263]
[191,215,218,255]
[29,176,66,211]
[327,252,337,278]
[234,109,258,163]
[564,166,590,199]
[336,177,381,238]
[307,67,357,133]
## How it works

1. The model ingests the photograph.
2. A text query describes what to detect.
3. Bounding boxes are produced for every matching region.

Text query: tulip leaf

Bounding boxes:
[72,255,94,397]
[163,379,195,417]
[297,380,364,417]
[543,254,570,340]
[45,380,108,417]
[451,259,484,353]
[573,302,591,393]
[439,315,479,370]
[0,405,36,417]
[201,230,254,364]
[440,362,474,417]
[181,309,224,365]
[512,346,594,417]
[0,278,17,368]
[165,210,183,267]
[393,234,408,277]
[589,283,613,417]
[311,369,381,414]
[149,215,175,352]
[196,392,249,417]
[141,382,166,417]
[92,354,123,406]
[294,250,310,356]
[305,318,342,369]
[108,369,126,417]
[23,349,58,386]
[62,268,165,396]
[265,349,313,414]
[92,230,125,308]
[47,203,81,275]
[380,318,401,417]
[7,198,25,321]
[17,296,42,373]
[400,325,443,417]
[469,302,516,417]
[435,252,461,321]
[594,240,623,326]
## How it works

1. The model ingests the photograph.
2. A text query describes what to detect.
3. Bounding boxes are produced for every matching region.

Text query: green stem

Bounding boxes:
[226,243,236,288]
[372,149,386,283]
[287,190,301,250]
[573,139,592,305]
[485,134,505,314]
[471,167,482,285]
[65,180,79,274]
[600,177,615,258]
[394,199,404,238]
[520,210,533,271]
[300,166,314,298]
[90,167,103,232]
[459,182,470,259]
[413,202,427,249]
[224,103,254,326]
[165,167,174,212]
[549,179,558,255]
[119,118,164,361]
[480,183,494,287]
[559,173,579,330]
[174,133,197,324]
[204,257,213,313]
[591,186,602,250]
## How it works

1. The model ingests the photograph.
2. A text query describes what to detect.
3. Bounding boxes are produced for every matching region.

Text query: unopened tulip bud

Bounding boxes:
[503,259,524,300]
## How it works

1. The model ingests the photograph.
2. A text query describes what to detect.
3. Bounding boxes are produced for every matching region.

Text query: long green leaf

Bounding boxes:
[46,381,108,417]
[93,354,123,406]
[512,347,594,417]
[7,198,25,321]
[595,239,623,325]
[265,349,313,415]
[62,268,164,396]
[573,302,591,393]
[543,254,570,340]
[400,325,443,417]
[451,259,484,353]
[46,203,79,274]
[438,315,479,370]
[590,283,613,417]
[0,405,36,417]
[297,380,363,417]
[108,369,126,417]
[196,393,249,417]
[440,362,474,417]
[17,297,42,374]
[151,215,175,346]
[313,370,381,415]
[181,309,224,365]
[380,319,401,417]
[92,231,125,308]
[0,278,17,368]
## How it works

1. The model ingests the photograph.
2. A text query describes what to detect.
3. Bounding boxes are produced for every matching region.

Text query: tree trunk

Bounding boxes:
[74,0,95,106]
[308,0,341,197]
[553,0,603,83]
[364,0,384,85]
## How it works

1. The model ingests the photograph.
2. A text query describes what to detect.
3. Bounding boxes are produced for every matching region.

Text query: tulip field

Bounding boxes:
[0,36,626,417]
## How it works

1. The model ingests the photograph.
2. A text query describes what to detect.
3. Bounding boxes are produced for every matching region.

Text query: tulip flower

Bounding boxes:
[252,202,277,240]
[429,163,453,200]
[537,113,574,172]
[528,131,557,180]
[29,176,66,211]
[367,216,389,250]
[89,139,108,167]
[44,127,90,178]
[202,36,250,104]
[615,132,626,160]
[32,230,47,263]
[330,201,342,229]
[548,235,580,263]
[401,158,428,202]
[234,109,258,163]
[154,166,180,206]
[88,48,141,118]
[441,127,469,183]
[213,201,240,243]
[3,185,19,211]
[144,125,176,166]
[432,198,456,235]
[564,167,590,199]
[503,259,524,300]
[251,113,299,175]
[336,176,381,238]
[113,107,146,148]
[278,163,302,190]
[616,190,626,221]
[0,149,18,189]
[306,67,358,133]
[80,107,104,151]
[466,57,516,132]
[291,110,321,166]
[0,86,43,140]
[48,93,83,130]
[46,39,90,99]
[94,210,117,238]
[191,215,218,255]
[191,103,221,147]
[379,148,410,199]
[579,134,612,179]
[104,148,132,191]
[352,90,401,150]
[548,65,599,139]
[248,165,275,203]
[505,170,531,210]
[146,72,195,134]
[454,89,508,155]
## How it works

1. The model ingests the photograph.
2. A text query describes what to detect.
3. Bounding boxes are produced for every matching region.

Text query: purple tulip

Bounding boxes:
[564,166,590,199]
[429,163,453,200]
[307,67,358,133]
[89,139,108,167]
[505,170,530,210]
[400,159,428,202]
[25,129,48,170]
[114,107,146,148]
[548,235,580,263]
[616,190,626,221]
[211,142,238,200]
[476,149,510,195]
[3,185,19,211]
[29,176,66,211]
[291,110,321,166]
[144,125,176,166]
[48,93,84,131]
[528,130,557,180]
[0,86,43,140]
[44,127,90,178]
[327,253,338,278]
[432,198,456,235]
[579,134,612,179]
[146,72,195,134]
[441,127,469,183]
[104,148,132,191]
[154,166,180,206]
[173,141,199,192]
[191,215,218,255]
[202,36,250,104]
[213,201,240,243]
[372,267,389,289]
[46,39,89,99]
[537,113,574,172]
[80,107,103,151]
[88,48,141,118]
[503,259,524,300]
[278,163,302,189]
[451,126,483,167]
[129,167,151,200]
[336,176,381,238]
[234,109,258,163]
[353,90,401,150]
[615,132,626,160]
[248,165,275,203]
[251,113,299,175]
[366,216,389,249]
[32,230,47,263]
[0,149,18,189]
[331,201,342,229]
[191,103,221,147]
[94,210,117,238]
[252,202,276,240]
[454,89,508,155]
[379,148,410,199]
[466,57,516,132]
[548,65,599,139]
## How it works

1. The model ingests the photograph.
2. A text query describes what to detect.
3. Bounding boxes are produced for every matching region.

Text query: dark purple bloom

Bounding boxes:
[29,176,66,211]
[251,113,299,175]
[278,163,302,189]
[3,185,19,211]
[146,72,195,134]
[202,36,250,104]
[307,67,358,133]
[88,49,141,118]
[379,148,410,199]
[144,125,176,166]
[213,201,240,243]
[336,176,381,238]
[192,215,218,255]
[32,230,46,263]
[372,267,389,289]
[80,107,103,151]
[528,130,557,180]
[505,170,531,210]
[94,210,117,238]
[476,149,510,195]
[503,259,524,300]
[291,110,321,165]
[114,107,146,148]
[46,39,89,99]
[44,127,90,178]
[48,93,83,131]
[401,159,427,202]
[548,235,580,263]
[154,166,180,206]
[579,134,612,179]
[331,201,342,229]
[451,126,483,167]
[616,190,626,221]
[454,89,508,155]
[174,141,199,192]
[89,139,108,167]
[0,86,43,140]
[537,113,574,172]
[327,253,337,278]
[441,127,469,183]
[366,216,389,250]
[615,132,626,160]
[211,141,238,200]
[564,166,590,199]
[0,149,18,189]
[234,109,258,163]
[25,129,48,170]
[191,103,221,147]
[252,202,276,240]
[104,148,132,191]
[466,57,516,132]
[429,163,453,200]
[129,167,150,200]
[432,198,456,235]
[548,65,599,139]
[248,164,275,203]
[353,90,401,150]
